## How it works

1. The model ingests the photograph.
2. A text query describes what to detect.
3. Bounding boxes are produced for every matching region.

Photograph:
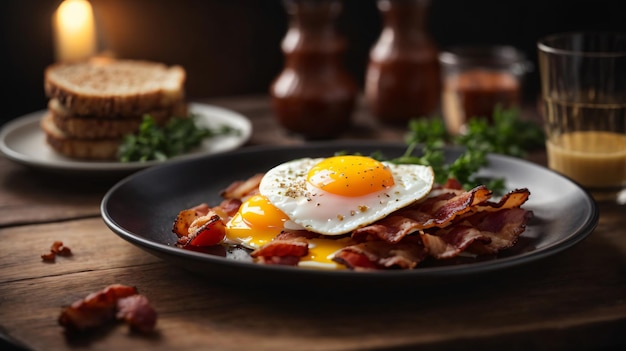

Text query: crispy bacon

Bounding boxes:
[275,229,321,240]
[172,204,210,237]
[330,188,532,270]
[116,295,158,333]
[472,188,531,212]
[420,208,532,258]
[51,241,72,256]
[220,173,263,199]
[41,251,56,262]
[58,284,138,331]
[173,200,241,245]
[58,284,157,333]
[250,237,309,266]
[216,198,243,218]
[464,208,534,255]
[333,236,428,270]
[174,173,534,271]
[254,255,303,266]
[41,241,72,262]
[173,205,228,248]
[420,226,491,259]
[352,185,494,243]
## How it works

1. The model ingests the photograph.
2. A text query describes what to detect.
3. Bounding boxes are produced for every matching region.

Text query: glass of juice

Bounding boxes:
[538,32,626,203]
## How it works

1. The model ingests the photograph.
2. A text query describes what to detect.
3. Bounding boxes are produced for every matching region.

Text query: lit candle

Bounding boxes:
[53,0,97,62]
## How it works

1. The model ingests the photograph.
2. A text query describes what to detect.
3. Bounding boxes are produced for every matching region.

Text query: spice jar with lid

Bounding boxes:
[365,0,441,125]
[270,0,358,139]
[439,45,531,135]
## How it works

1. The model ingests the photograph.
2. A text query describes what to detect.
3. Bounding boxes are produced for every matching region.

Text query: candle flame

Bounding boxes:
[58,0,93,31]
[53,0,97,62]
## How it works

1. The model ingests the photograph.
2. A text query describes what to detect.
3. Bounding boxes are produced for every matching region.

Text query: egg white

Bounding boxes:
[258,157,434,235]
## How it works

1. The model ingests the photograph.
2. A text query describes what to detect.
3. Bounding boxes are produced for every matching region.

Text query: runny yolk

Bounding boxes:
[226,194,350,269]
[307,155,395,197]
[226,194,289,248]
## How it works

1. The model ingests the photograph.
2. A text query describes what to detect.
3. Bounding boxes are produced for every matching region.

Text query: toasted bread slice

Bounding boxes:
[48,99,188,139]
[41,112,121,160]
[44,58,186,117]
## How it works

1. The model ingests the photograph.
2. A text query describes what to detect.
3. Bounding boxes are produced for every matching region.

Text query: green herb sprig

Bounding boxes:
[455,106,545,158]
[385,106,544,193]
[118,114,240,162]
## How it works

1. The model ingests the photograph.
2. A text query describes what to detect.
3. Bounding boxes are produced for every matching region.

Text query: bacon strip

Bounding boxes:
[331,189,532,270]
[250,237,309,266]
[464,208,534,255]
[333,236,428,270]
[352,185,493,243]
[472,188,531,212]
[419,226,490,259]
[220,173,263,199]
[175,174,534,271]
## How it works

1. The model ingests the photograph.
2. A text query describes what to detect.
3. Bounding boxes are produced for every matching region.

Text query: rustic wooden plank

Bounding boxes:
[0,157,114,227]
[1,214,624,351]
[1,95,624,350]
[3,256,624,351]
[0,218,159,282]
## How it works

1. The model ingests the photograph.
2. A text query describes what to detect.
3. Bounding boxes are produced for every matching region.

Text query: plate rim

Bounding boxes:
[0,102,252,173]
[101,141,599,282]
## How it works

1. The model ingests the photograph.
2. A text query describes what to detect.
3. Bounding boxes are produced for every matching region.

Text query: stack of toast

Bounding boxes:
[41,58,187,160]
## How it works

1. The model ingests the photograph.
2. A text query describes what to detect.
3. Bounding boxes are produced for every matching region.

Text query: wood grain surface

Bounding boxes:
[1,95,624,351]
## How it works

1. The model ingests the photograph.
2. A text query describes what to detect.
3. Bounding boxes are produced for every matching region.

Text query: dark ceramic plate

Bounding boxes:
[101,141,598,288]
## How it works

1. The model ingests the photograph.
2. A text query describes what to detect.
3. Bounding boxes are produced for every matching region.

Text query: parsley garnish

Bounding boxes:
[385,106,544,193]
[118,114,240,162]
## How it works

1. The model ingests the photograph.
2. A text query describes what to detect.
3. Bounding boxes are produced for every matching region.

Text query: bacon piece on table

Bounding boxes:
[58,284,157,333]
[58,284,138,331]
[41,241,72,262]
[51,241,72,256]
[116,294,158,333]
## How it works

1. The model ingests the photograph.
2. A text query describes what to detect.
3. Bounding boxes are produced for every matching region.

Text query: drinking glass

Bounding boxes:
[537,32,626,203]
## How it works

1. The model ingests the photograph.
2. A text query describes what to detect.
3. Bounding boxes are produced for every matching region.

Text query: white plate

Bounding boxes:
[0,103,252,174]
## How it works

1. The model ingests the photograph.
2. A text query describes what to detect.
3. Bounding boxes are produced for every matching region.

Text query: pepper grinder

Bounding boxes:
[365,0,441,124]
[270,0,358,139]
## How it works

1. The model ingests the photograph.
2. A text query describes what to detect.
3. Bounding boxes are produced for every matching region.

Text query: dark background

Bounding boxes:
[0,0,624,126]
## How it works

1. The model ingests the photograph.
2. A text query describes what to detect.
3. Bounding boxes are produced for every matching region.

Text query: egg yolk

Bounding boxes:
[226,194,349,269]
[307,155,395,197]
[226,194,289,248]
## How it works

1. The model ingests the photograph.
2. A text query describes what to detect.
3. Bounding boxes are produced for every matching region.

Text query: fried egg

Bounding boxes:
[224,194,351,268]
[258,155,434,235]
[223,155,433,269]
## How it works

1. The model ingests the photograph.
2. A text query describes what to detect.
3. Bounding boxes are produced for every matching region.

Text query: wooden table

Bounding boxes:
[1,95,624,351]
